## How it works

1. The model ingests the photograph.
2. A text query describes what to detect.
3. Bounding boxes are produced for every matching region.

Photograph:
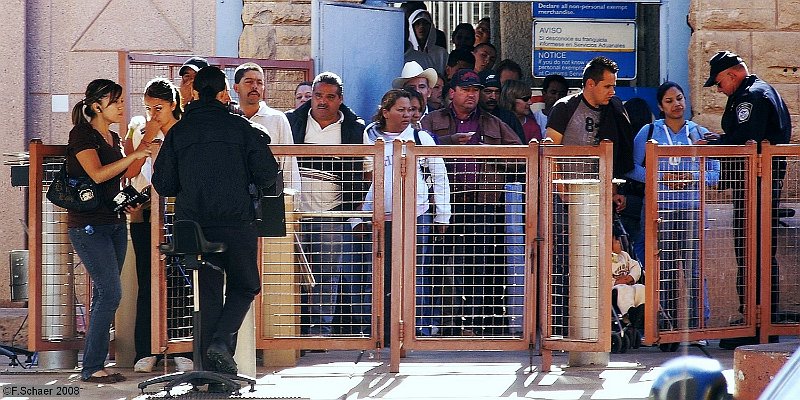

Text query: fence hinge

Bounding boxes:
[399,155,407,178]
[756,154,763,178]
[754,306,762,327]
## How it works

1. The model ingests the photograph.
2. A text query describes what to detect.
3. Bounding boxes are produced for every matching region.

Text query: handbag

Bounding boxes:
[46,161,101,212]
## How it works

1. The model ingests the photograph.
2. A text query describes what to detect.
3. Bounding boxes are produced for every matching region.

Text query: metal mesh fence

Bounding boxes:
[159,197,195,342]
[39,157,90,343]
[123,53,313,124]
[418,156,528,338]
[261,146,376,342]
[653,154,722,332]
[644,144,760,344]
[768,154,800,325]
[547,156,603,342]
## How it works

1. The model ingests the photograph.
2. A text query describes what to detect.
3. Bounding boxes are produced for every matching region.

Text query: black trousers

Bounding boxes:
[130,213,152,361]
[733,172,783,317]
[198,225,260,370]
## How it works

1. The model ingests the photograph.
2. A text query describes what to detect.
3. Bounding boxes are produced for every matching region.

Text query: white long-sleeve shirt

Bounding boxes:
[360,123,451,224]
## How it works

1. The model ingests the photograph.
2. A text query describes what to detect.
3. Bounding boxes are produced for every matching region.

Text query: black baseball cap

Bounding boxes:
[479,70,501,89]
[179,56,210,76]
[703,51,743,87]
[450,69,483,88]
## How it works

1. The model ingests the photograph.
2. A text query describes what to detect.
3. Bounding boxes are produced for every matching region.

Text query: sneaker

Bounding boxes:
[133,356,157,373]
[173,356,193,372]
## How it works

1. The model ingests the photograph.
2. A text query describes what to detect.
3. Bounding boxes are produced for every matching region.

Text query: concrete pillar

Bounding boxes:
[565,180,608,367]
[114,239,137,367]
[499,3,533,83]
[39,201,78,369]
[234,304,257,377]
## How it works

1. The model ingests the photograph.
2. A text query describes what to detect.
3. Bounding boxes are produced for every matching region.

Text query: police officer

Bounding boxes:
[152,66,279,375]
[703,51,791,349]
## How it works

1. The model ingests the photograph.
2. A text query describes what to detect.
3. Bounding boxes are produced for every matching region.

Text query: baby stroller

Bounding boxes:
[610,215,644,354]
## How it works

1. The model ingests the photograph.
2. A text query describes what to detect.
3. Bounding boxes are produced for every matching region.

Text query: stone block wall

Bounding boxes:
[241,0,313,61]
[689,0,800,142]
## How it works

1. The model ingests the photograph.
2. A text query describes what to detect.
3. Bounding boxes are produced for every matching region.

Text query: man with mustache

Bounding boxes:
[478,71,525,143]
[286,72,366,337]
[234,62,300,193]
[421,68,520,336]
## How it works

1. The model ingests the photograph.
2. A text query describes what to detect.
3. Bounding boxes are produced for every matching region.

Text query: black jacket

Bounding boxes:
[152,99,279,227]
[285,100,367,212]
[549,94,635,178]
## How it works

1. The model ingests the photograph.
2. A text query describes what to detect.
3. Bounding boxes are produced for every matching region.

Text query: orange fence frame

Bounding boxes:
[642,141,759,346]
[759,143,800,342]
[398,141,541,371]
[27,140,87,352]
[538,140,613,370]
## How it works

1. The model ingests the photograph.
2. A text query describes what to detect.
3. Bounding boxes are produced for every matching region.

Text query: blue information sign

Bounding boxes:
[534,50,636,79]
[533,2,637,20]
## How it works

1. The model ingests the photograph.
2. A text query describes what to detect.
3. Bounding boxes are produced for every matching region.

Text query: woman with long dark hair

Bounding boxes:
[67,79,153,383]
[626,81,719,331]
[123,77,192,373]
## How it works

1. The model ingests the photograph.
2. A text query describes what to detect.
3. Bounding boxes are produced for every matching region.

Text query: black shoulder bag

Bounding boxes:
[46,161,101,212]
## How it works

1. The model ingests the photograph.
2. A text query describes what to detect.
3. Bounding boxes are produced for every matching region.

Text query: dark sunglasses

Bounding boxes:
[518,95,532,102]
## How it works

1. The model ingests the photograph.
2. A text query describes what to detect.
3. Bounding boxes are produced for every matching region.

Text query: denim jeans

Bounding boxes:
[69,223,127,379]
[415,213,438,335]
[301,217,348,335]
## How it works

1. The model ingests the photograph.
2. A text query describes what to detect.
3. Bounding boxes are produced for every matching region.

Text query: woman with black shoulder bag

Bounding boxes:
[66,79,153,383]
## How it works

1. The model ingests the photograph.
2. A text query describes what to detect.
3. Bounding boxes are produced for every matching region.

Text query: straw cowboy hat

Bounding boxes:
[392,61,439,89]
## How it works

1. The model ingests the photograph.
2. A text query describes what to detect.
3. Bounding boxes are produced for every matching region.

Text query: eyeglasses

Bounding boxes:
[518,96,532,102]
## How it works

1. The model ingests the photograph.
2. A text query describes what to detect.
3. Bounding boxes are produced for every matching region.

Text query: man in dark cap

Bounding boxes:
[178,56,210,107]
[421,69,520,336]
[152,66,279,377]
[703,51,791,349]
[478,71,525,143]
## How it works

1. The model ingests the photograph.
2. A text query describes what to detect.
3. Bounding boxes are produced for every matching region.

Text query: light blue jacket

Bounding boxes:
[625,119,719,209]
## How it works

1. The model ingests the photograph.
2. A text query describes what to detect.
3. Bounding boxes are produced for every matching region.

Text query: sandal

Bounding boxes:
[82,374,118,384]
[82,371,127,383]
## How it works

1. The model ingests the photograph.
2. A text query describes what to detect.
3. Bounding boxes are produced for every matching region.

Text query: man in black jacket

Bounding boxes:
[152,66,278,374]
[285,72,367,336]
[543,56,635,342]
[704,51,792,349]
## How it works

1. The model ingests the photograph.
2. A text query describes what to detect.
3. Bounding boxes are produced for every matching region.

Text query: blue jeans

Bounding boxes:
[415,213,439,335]
[69,223,127,379]
[301,217,348,335]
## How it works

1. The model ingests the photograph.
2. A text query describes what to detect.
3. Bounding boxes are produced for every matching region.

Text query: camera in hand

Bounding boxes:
[111,185,151,212]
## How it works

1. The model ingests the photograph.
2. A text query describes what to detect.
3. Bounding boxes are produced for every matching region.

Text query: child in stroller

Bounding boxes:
[611,221,645,353]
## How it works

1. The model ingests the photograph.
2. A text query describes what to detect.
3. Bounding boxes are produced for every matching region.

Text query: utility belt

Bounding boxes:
[621,180,646,198]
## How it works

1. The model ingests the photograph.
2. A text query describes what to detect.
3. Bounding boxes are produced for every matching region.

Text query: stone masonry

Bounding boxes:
[240,0,313,61]
[688,0,800,142]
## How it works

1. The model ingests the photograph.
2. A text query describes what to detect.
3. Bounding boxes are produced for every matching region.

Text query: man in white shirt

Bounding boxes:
[285,72,367,336]
[234,63,300,194]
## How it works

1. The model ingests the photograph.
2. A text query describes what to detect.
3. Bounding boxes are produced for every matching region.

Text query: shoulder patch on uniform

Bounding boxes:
[736,102,752,123]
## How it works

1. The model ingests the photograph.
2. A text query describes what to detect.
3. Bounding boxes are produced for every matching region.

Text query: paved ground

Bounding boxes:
[0,339,747,400]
